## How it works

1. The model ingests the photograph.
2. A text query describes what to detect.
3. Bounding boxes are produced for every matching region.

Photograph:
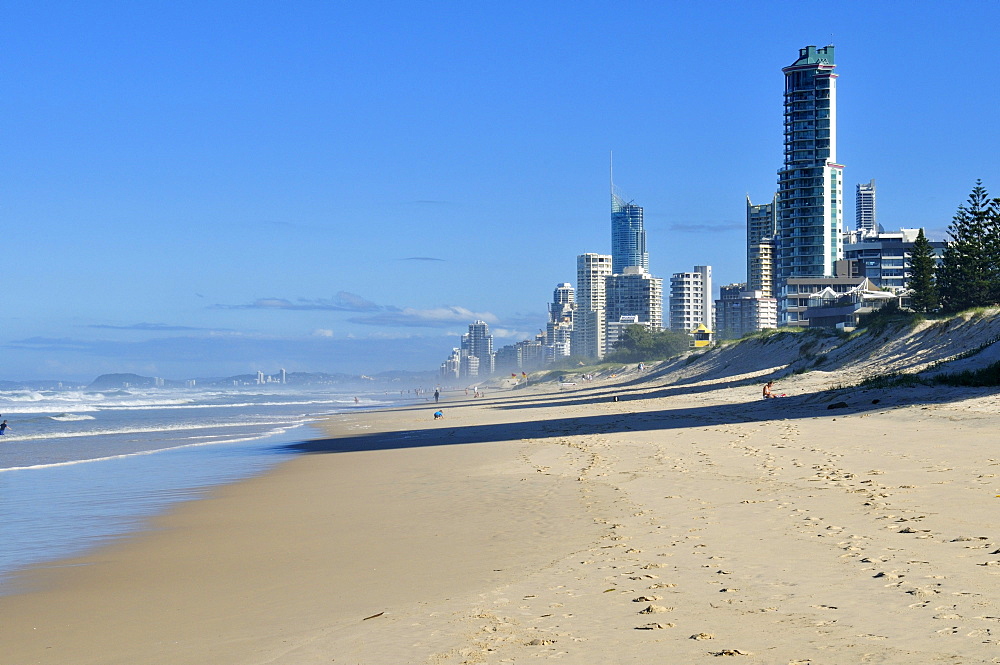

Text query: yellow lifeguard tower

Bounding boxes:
[690,323,714,348]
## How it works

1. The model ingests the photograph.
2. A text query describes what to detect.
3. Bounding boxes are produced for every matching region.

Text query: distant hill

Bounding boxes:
[89,373,166,389]
[83,370,441,390]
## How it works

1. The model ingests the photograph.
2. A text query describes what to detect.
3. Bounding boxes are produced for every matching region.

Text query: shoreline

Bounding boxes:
[0,385,604,664]
[0,391,433,587]
[2,374,1000,663]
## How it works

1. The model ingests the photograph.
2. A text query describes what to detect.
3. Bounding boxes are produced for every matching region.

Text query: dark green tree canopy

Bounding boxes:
[606,325,691,362]
[907,227,939,313]
[937,180,1000,313]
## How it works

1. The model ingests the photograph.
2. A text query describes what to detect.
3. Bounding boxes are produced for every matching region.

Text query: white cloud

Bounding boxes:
[491,327,535,339]
[350,305,499,328]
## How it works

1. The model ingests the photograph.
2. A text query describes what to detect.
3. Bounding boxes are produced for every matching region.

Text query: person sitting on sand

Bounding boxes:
[763,381,776,399]
[433,410,443,420]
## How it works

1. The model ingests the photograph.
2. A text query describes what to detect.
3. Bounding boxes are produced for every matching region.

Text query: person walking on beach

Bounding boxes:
[434,389,439,403]
[0,420,9,435]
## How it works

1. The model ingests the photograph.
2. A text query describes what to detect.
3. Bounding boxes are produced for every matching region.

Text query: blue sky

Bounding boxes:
[3,0,999,381]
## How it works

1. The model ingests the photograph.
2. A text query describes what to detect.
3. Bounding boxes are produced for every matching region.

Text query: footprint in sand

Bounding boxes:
[638,604,672,614]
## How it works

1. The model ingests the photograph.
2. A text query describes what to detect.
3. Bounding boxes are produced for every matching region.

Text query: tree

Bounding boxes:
[988,194,1000,304]
[613,325,657,358]
[607,325,691,362]
[907,228,939,313]
[937,181,1000,312]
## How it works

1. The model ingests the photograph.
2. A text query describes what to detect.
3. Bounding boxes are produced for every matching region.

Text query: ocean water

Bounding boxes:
[0,385,406,589]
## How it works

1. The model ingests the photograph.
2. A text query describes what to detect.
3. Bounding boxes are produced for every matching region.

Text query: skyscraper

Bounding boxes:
[776,45,844,282]
[856,179,877,235]
[747,194,778,297]
[574,253,612,359]
[611,188,648,275]
[460,320,494,376]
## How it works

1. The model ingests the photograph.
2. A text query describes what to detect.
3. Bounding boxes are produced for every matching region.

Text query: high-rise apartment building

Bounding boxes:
[574,253,612,359]
[606,267,663,351]
[611,189,648,275]
[776,45,844,284]
[440,347,462,378]
[856,179,877,235]
[747,194,778,297]
[546,282,576,358]
[669,265,713,333]
[548,283,575,323]
[460,320,494,377]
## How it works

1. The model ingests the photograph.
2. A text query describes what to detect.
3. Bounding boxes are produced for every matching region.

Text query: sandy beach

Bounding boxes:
[3,337,1000,663]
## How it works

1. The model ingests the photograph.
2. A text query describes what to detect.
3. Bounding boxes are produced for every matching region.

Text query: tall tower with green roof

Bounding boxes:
[776,45,844,288]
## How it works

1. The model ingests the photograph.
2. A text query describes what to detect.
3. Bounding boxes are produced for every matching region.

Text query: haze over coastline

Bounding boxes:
[4,2,1000,381]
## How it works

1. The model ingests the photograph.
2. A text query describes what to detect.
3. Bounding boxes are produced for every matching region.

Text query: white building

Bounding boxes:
[546,282,576,358]
[461,354,481,378]
[606,315,645,355]
[573,253,612,359]
[856,180,877,235]
[440,348,461,379]
[669,265,713,333]
[460,320,494,377]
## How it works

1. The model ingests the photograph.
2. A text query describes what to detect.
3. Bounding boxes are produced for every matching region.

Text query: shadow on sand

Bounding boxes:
[283,379,977,457]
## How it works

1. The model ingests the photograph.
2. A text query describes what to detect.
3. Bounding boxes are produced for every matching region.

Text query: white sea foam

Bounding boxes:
[2,405,101,414]
[9,418,305,443]
[0,425,301,473]
[0,387,417,583]
[0,391,389,415]
[48,414,97,422]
